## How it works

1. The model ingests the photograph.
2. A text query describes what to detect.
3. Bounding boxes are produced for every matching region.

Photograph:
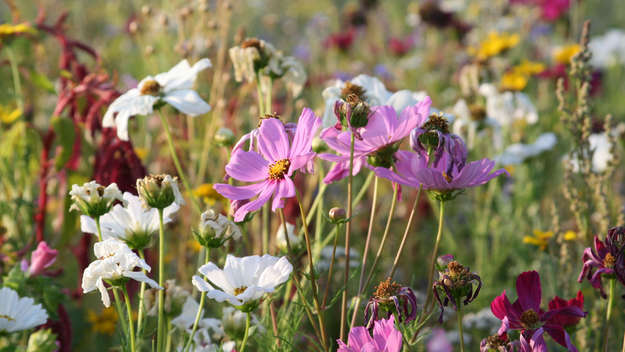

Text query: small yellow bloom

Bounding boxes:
[187,238,203,253]
[0,23,35,39]
[514,60,545,76]
[501,71,528,91]
[523,229,554,251]
[0,106,21,124]
[470,32,520,60]
[503,165,515,176]
[563,230,577,241]
[553,44,580,65]
[87,308,118,335]
[193,183,226,207]
[134,147,148,161]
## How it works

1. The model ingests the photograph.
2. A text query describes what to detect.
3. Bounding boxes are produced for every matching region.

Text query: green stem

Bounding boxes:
[255,74,265,115]
[158,110,201,213]
[165,319,172,352]
[6,47,23,113]
[95,217,103,242]
[322,223,340,309]
[184,248,211,352]
[389,186,423,279]
[157,209,165,352]
[240,312,251,352]
[112,288,129,344]
[339,131,355,342]
[265,77,273,114]
[122,287,136,352]
[136,250,147,340]
[457,299,465,352]
[262,202,270,254]
[604,278,616,352]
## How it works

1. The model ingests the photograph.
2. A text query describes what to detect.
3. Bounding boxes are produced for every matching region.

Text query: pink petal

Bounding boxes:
[233,182,276,221]
[271,178,295,211]
[213,182,265,201]
[258,118,290,162]
[516,271,542,312]
[225,150,269,182]
[289,108,321,159]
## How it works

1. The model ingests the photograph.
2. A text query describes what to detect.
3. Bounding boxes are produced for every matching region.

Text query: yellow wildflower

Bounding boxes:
[523,230,553,251]
[0,106,21,124]
[0,23,35,40]
[469,32,520,60]
[553,44,580,65]
[187,238,203,253]
[87,308,117,335]
[503,165,515,176]
[134,147,148,161]
[563,230,577,241]
[501,71,528,91]
[514,60,545,76]
[193,183,226,207]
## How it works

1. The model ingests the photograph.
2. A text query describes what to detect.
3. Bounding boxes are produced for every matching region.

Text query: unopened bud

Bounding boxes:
[312,137,327,153]
[215,127,236,147]
[329,207,346,222]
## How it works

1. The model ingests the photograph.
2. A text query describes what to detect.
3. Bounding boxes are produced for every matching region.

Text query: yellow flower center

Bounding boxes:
[520,309,540,328]
[268,159,291,180]
[0,314,15,321]
[604,253,616,268]
[140,80,161,95]
[234,286,248,296]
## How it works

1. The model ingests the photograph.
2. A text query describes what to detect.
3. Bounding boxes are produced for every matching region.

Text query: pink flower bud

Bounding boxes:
[29,241,58,276]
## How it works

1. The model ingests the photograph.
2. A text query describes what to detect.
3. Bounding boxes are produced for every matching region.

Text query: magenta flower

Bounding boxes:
[510,0,570,21]
[490,271,586,352]
[28,241,58,276]
[518,328,548,352]
[319,98,431,184]
[213,109,320,222]
[578,226,625,296]
[337,316,402,352]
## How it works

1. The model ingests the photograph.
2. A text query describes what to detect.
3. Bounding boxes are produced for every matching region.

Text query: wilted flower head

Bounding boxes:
[144,280,189,318]
[137,174,185,210]
[70,181,124,219]
[103,58,211,141]
[364,277,418,328]
[578,226,625,296]
[338,316,402,352]
[194,209,242,248]
[433,257,482,322]
[192,254,293,312]
[0,287,48,333]
[480,333,512,352]
[410,111,467,170]
[27,241,58,276]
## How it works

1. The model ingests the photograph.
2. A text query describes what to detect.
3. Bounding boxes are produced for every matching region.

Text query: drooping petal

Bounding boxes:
[162,89,211,116]
[271,178,295,211]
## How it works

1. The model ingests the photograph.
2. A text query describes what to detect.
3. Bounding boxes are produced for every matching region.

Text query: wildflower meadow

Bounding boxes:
[2,0,625,351]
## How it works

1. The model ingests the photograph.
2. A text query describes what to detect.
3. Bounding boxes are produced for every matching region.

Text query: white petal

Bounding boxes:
[162,90,211,116]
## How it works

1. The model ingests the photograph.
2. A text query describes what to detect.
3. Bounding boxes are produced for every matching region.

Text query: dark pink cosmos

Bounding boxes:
[490,271,586,352]
[319,98,431,184]
[28,241,58,276]
[338,316,402,352]
[214,109,320,222]
[518,328,548,352]
[547,291,584,327]
[578,227,625,296]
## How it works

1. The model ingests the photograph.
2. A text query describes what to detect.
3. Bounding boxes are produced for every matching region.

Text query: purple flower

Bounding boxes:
[490,271,586,352]
[427,328,452,352]
[214,109,320,221]
[578,226,625,296]
[364,278,418,328]
[410,113,467,171]
[319,98,431,184]
[28,241,58,276]
[337,316,402,352]
[433,258,482,322]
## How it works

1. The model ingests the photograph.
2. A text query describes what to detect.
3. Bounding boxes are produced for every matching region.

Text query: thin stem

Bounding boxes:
[122,287,136,352]
[262,202,270,254]
[165,319,172,352]
[269,301,280,347]
[112,288,129,343]
[95,217,103,242]
[265,77,273,114]
[339,131,355,342]
[184,248,211,352]
[255,74,265,115]
[604,278,616,352]
[389,186,423,279]
[423,200,446,313]
[136,250,147,340]
[158,110,201,213]
[456,299,465,352]
[157,208,166,352]
[240,312,251,352]
[6,47,23,113]
[322,223,341,308]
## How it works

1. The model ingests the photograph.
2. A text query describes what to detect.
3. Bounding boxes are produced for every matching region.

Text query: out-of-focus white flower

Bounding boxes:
[103,58,211,140]
[80,192,179,249]
[267,56,307,97]
[276,222,301,250]
[172,297,226,342]
[495,132,557,166]
[567,132,613,173]
[192,255,292,309]
[82,239,160,307]
[479,83,538,126]
[462,307,500,332]
[0,287,48,333]
[194,209,242,248]
[451,99,500,149]
[589,29,625,68]
[70,181,124,218]
[321,74,429,127]
[317,245,360,271]
[221,306,264,338]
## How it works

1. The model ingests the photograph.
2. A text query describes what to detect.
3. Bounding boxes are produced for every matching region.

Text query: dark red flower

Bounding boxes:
[578,227,625,296]
[547,290,584,327]
[324,28,357,52]
[388,37,413,57]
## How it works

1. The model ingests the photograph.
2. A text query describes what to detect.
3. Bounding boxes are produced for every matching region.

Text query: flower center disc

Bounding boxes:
[520,309,540,328]
[234,286,248,296]
[0,314,15,322]
[374,277,401,299]
[140,80,161,95]
[423,113,450,133]
[604,253,616,268]
[268,159,291,180]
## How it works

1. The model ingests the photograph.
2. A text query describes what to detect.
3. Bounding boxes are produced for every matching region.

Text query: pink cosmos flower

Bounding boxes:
[28,241,58,276]
[510,0,570,21]
[213,109,320,222]
[490,271,586,352]
[338,316,402,352]
[319,98,431,184]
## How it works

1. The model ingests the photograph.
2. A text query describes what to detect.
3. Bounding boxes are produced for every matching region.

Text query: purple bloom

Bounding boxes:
[410,113,467,171]
[337,316,402,352]
[578,226,625,296]
[518,328,548,352]
[427,328,452,352]
[364,278,418,328]
[214,109,320,222]
[319,98,431,184]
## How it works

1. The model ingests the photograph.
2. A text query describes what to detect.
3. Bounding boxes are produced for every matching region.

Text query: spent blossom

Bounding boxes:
[193,209,242,248]
[433,257,482,322]
[364,277,418,328]
[137,174,185,210]
[69,181,124,219]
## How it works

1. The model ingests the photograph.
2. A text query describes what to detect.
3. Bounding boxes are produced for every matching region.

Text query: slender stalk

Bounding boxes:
[122,287,136,352]
[604,278,616,352]
[265,77,273,114]
[136,250,147,340]
[621,329,625,352]
[296,193,328,349]
[6,47,23,113]
[157,209,166,352]
[262,203,270,254]
[269,302,280,347]
[184,248,211,352]
[165,319,172,352]
[389,186,423,278]
[456,299,465,352]
[95,217,103,242]
[112,288,129,344]
[255,74,265,115]
[322,223,340,308]
[240,312,251,352]
[339,132,355,341]
[158,111,201,213]
[423,200,446,313]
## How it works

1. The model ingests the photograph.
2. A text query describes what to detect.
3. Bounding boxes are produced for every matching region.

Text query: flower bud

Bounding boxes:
[215,127,236,148]
[28,241,58,276]
[311,137,327,153]
[194,209,241,248]
[70,181,123,218]
[137,174,184,210]
[329,207,346,223]
[366,143,398,168]
[26,328,57,352]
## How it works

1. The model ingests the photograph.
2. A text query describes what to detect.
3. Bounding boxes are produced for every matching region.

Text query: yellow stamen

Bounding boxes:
[234,286,248,296]
[140,80,161,95]
[268,159,291,180]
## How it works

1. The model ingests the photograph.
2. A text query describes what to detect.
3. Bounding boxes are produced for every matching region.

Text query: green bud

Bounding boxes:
[215,127,236,148]
[27,329,58,352]
[312,137,327,153]
[367,144,398,168]
[137,174,182,210]
[328,207,346,223]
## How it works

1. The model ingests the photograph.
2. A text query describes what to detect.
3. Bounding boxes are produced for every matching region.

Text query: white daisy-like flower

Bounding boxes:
[0,287,48,333]
[103,58,212,141]
[80,192,179,249]
[192,255,292,309]
[276,222,301,250]
[479,83,538,126]
[566,132,614,173]
[589,29,625,68]
[82,239,161,307]
[69,181,124,218]
[321,74,429,127]
[495,133,557,166]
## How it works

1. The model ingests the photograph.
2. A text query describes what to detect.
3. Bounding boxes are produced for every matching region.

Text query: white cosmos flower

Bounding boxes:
[479,83,538,126]
[589,29,625,68]
[103,58,212,141]
[82,239,161,307]
[276,222,301,250]
[495,133,557,166]
[192,255,292,307]
[321,74,429,127]
[0,287,48,333]
[451,98,501,149]
[80,192,179,248]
